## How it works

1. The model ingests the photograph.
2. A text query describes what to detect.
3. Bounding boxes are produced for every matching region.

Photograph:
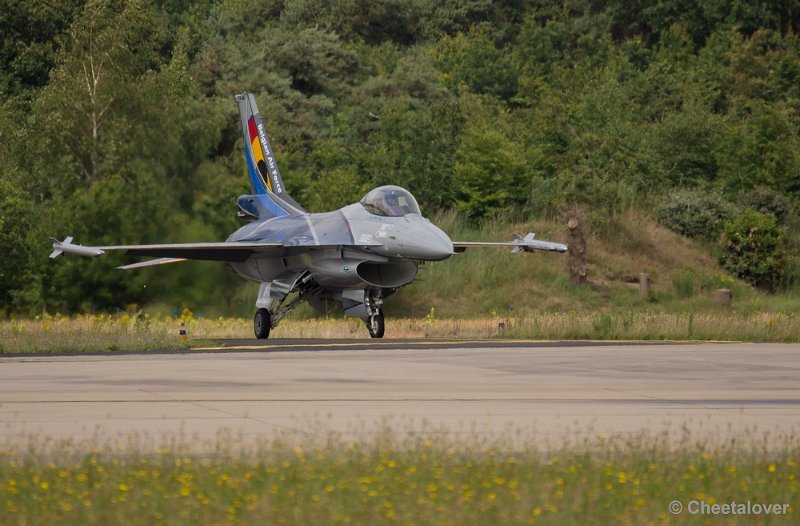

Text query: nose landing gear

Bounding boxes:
[364,292,385,338]
[367,308,385,338]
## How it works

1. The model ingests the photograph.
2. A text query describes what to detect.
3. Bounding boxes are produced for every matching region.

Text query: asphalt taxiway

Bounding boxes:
[1,340,798,448]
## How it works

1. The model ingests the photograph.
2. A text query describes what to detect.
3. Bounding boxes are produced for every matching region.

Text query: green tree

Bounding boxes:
[28,0,224,311]
[436,27,518,100]
[519,53,649,215]
[454,92,526,221]
[720,209,786,291]
[647,105,721,186]
[300,47,461,213]
[357,95,461,213]
[281,0,492,45]
[717,101,800,193]
[0,0,84,103]
[30,0,188,196]
[0,178,36,311]
[0,99,44,312]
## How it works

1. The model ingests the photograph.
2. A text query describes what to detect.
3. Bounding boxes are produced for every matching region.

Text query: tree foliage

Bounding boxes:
[655,189,738,241]
[720,209,787,291]
[2,0,800,313]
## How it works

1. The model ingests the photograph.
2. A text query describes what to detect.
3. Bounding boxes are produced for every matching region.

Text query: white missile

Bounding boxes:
[511,232,568,253]
[49,237,105,258]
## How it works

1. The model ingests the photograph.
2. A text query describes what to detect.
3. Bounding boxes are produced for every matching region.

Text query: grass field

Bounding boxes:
[0,308,799,354]
[1,428,797,525]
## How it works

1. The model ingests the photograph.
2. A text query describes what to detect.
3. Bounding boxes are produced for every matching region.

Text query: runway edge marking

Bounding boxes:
[190,340,538,352]
[189,339,734,352]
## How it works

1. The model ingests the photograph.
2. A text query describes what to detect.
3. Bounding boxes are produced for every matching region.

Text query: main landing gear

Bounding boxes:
[253,284,316,339]
[254,308,271,339]
[252,286,387,339]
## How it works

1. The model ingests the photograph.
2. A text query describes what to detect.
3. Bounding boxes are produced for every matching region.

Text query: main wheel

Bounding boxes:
[254,308,271,339]
[367,309,385,338]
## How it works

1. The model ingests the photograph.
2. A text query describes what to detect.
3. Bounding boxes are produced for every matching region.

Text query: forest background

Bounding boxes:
[1,0,799,318]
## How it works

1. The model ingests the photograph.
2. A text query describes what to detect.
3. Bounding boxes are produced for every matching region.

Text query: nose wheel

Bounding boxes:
[254,308,271,339]
[367,308,385,338]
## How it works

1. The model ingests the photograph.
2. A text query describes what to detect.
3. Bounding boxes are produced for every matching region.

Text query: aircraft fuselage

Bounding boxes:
[226,203,453,289]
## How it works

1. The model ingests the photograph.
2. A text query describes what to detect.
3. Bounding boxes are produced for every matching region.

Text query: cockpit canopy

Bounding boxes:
[360,185,421,217]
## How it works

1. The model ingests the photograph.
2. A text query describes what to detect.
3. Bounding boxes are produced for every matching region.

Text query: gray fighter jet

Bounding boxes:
[50,92,567,339]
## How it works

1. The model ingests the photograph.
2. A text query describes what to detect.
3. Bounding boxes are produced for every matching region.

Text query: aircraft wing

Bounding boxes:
[49,237,386,269]
[452,232,567,254]
[49,238,285,267]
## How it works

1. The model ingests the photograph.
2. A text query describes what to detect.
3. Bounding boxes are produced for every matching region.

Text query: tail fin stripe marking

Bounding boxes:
[243,145,267,195]
[247,116,273,192]
[247,118,258,141]
[243,146,289,217]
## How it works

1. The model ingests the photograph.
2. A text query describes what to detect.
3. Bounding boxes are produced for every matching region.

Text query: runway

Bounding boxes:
[1,340,798,449]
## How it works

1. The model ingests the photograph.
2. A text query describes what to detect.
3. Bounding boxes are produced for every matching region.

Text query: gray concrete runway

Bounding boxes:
[1,341,798,449]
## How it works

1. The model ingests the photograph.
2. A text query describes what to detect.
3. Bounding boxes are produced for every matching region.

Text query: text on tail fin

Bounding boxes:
[247,114,286,194]
[247,117,272,193]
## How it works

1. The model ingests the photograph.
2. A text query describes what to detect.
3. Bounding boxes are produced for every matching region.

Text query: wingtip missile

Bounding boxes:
[49,237,104,258]
[511,232,568,254]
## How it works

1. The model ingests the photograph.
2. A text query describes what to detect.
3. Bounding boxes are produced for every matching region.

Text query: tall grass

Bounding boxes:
[1,427,797,525]
[1,309,798,354]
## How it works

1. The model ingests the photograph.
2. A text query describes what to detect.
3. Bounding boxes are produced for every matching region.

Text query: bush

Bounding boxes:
[741,186,791,224]
[719,209,786,291]
[655,189,738,241]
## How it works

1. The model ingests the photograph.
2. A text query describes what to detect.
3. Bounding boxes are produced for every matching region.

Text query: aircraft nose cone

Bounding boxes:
[412,220,454,261]
[428,225,455,260]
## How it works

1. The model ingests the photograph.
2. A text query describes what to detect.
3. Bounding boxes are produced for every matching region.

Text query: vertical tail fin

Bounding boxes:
[235,92,305,217]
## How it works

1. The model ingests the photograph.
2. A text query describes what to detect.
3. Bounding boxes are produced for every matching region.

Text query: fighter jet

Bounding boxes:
[50,92,567,339]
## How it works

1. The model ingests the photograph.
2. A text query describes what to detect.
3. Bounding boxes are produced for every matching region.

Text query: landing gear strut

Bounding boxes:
[253,283,320,339]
